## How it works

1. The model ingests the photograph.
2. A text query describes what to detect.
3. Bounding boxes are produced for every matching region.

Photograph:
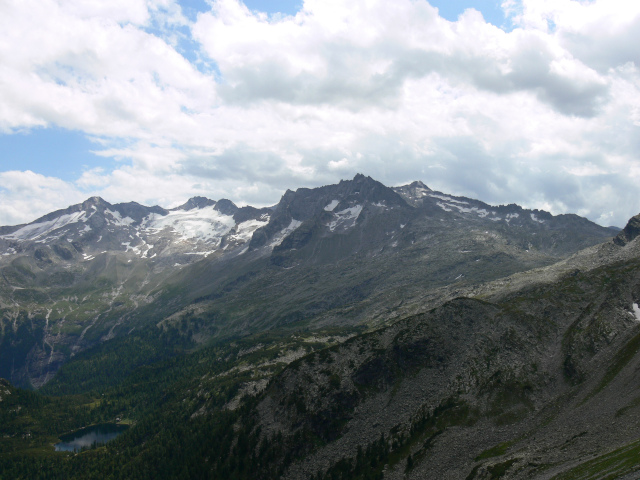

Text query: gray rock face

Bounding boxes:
[614,213,640,246]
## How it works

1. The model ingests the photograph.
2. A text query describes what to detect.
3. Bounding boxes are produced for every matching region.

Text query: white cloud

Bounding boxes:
[328,158,351,171]
[510,0,640,72]
[0,171,86,226]
[0,0,639,228]
[0,0,214,137]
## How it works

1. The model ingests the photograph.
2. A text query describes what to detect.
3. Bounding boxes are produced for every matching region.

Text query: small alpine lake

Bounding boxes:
[54,423,129,452]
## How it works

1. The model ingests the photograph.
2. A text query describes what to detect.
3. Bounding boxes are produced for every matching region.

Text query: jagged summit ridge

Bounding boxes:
[0,174,619,267]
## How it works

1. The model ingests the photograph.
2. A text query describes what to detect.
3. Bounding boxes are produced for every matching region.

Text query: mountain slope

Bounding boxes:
[191,220,640,479]
[157,175,616,338]
[2,212,637,480]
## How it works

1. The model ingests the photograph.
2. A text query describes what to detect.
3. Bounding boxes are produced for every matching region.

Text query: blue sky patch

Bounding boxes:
[0,128,109,182]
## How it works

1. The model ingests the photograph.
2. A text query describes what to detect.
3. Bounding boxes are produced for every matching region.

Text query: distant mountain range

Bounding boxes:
[0,174,617,388]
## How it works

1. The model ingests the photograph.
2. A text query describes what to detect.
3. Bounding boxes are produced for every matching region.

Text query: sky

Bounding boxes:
[0,0,639,228]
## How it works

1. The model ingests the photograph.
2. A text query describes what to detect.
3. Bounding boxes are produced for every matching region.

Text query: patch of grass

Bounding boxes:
[552,438,640,480]
[475,441,512,461]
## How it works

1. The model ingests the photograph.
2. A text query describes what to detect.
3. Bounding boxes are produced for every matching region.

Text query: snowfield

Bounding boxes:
[142,207,236,244]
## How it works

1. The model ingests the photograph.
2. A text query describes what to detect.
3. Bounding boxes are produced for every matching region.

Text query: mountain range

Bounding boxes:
[3,174,640,480]
[0,174,616,388]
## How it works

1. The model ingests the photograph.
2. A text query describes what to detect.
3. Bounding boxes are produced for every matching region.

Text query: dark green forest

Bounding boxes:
[0,324,362,479]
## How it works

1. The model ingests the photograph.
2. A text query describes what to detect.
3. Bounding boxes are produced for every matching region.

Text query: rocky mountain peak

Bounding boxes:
[408,180,431,190]
[213,199,238,216]
[392,180,433,207]
[173,196,216,211]
[249,174,404,250]
[114,201,168,224]
[614,213,640,246]
[336,173,407,206]
[351,172,373,184]
[82,196,109,209]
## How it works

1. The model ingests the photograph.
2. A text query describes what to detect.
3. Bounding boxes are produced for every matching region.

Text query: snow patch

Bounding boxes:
[123,242,140,255]
[228,217,270,244]
[327,205,363,232]
[429,194,468,205]
[324,200,340,211]
[122,241,143,256]
[142,245,154,258]
[454,206,489,217]
[633,303,640,321]
[185,251,216,257]
[106,209,135,226]
[1,210,88,241]
[436,201,500,220]
[271,219,303,247]
[531,213,545,224]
